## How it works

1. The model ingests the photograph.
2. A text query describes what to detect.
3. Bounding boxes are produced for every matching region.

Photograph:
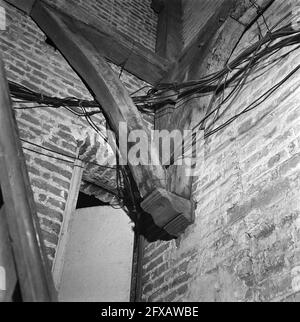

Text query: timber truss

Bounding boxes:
[3,0,274,240]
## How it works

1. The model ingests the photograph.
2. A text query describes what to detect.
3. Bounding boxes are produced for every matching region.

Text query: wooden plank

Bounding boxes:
[52,157,83,291]
[156,0,275,199]
[4,0,36,14]
[154,0,183,62]
[0,56,57,302]
[31,1,166,198]
[0,205,17,302]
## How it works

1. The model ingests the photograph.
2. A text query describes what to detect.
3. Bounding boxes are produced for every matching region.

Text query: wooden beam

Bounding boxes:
[71,18,170,86]
[0,205,17,302]
[163,0,274,83]
[164,0,237,82]
[186,0,275,81]
[52,157,83,291]
[29,2,168,85]
[0,56,57,302]
[155,0,276,201]
[4,0,170,85]
[154,0,239,201]
[4,0,36,14]
[130,234,145,302]
[31,1,166,198]
[153,0,183,62]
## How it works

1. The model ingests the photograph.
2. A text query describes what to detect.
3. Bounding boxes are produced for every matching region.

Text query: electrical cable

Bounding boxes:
[167,21,300,165]
[9,24,300,115]
[20,138,117,170]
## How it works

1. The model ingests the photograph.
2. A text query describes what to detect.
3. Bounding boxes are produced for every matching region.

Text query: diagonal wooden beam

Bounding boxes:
[30,1,166,198]
[162,0,274,83]
[4,0,170,85]
[0,56,57,302]
[58,12,170,86]
[4,0,36,15]
[163,0,237,82]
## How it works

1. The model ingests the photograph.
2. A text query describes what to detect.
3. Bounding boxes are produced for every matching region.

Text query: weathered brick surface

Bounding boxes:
[143,0,300,302]
[0,1,153,266]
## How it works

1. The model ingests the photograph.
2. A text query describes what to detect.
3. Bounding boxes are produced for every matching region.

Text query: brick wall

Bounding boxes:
[0,1,153,266]
[142,0,300,302]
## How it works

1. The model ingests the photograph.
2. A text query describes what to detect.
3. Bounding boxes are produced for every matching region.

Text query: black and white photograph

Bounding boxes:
[0,0,300,307]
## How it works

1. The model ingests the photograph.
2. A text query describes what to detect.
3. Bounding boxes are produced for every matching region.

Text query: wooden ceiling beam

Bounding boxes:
[4,0,170,85]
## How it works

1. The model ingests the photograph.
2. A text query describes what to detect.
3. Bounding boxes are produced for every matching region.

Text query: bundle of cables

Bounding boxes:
[9,82,154,115]
[135,19,300,111]
[161,16,300,165]
[9,17,300,129]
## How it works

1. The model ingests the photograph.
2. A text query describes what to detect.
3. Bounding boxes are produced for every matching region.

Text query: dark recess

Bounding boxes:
[76,191,110,209]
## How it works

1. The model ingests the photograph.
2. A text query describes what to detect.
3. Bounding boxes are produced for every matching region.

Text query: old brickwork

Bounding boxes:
[142,0,300,302]
[0,1,154,266]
